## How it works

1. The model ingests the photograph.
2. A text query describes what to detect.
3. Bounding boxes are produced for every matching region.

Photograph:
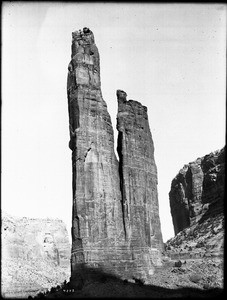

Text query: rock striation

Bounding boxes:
[1,212,70,298]
[67,27,163,284]
[169,147,225,235]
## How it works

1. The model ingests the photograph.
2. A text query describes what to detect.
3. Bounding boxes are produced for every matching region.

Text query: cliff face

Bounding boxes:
[1,212,70,298]
[164,147,225,266]
[169,147,225,236]
[67,28,163,283]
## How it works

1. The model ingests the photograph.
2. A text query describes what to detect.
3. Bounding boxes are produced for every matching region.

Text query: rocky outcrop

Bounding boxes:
[169,147,225,235]
[1,212,70,298]
[166,147,225,261]
[165,212,224,260]
[67,27,163,284]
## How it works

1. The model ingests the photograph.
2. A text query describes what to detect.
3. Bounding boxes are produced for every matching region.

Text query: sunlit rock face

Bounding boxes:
[67,27,163,283]
[1,212,70,298]
[169,147,225,235]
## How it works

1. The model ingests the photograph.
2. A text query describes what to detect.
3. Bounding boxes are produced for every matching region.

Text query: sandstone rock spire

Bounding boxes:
[67,27,163,283]
[117,90,163,252]
[67,27,125,277]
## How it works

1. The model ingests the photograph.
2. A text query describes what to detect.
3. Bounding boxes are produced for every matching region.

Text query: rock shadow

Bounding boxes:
[41,265,224,298]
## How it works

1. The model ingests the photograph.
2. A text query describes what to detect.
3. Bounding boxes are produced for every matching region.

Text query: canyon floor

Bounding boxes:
[29,214,224,298]
[2,213,224,299]
[28,255,223,299]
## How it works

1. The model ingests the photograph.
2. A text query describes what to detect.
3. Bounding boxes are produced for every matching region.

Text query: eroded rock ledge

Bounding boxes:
[67,28,163,284]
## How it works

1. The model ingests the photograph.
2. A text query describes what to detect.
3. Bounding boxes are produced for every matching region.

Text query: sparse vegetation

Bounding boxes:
[174,260,182,267]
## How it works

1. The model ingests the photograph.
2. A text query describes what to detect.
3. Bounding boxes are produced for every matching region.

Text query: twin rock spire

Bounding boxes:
[67,27,163,283]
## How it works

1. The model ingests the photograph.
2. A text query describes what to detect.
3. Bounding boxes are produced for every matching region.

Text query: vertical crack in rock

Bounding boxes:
[116,89,128,239]
[169,147,225,236]
[117,130,127,239]
[67,27,164,283]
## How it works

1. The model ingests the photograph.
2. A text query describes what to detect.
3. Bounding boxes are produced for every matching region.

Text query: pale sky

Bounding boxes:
[2,2,226,242]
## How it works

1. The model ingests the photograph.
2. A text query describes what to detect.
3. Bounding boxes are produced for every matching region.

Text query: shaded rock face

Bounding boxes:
[67,28,163,283]
[169,147,225,236]
[1,212,70,298]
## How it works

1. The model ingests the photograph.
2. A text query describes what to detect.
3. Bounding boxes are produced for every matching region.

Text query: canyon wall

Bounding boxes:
[169,147,225,236]
[166,147,225,260]
[1,212,70,298]
[67,27,163,283]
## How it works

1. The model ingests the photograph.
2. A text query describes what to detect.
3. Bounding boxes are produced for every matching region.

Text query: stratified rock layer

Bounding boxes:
[169,147,225,235]
[1,212,70,298]
[67,28,163,283]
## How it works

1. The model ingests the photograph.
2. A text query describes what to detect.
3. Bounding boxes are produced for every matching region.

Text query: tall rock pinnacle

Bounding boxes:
[67,27,125,277]
[67,27,163,283]
[117,90,163,251]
